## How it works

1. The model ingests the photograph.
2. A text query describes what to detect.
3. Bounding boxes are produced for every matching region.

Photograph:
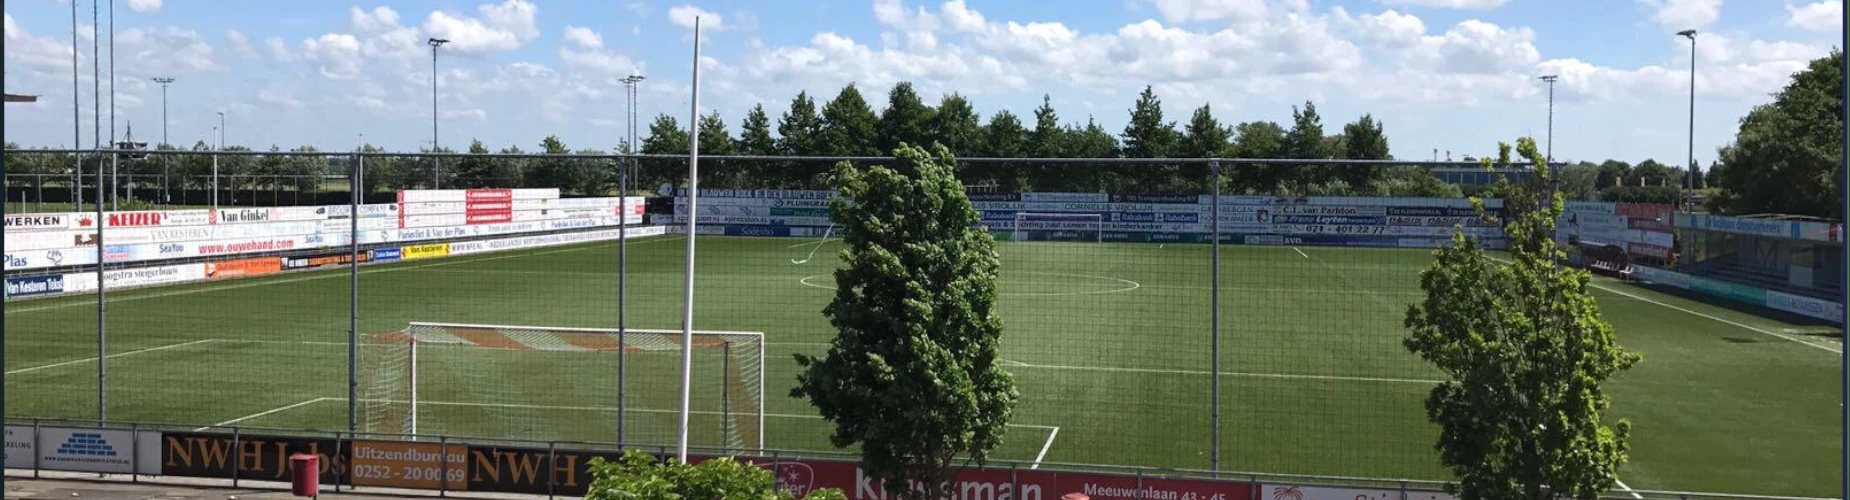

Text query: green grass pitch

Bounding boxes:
[3,235,1839,497]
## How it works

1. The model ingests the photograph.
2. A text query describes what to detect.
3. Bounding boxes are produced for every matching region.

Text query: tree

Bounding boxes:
[1557,161,1601,201]
[738,104,777,156]
[1178,104,1231,188]
[1121,86,1178,191]
[1404,136,1640,500]
[778,91,827,188]
[978,110,1028,190]
[1630,159,1675,187]
[1709,49,1843,219]
[1284,101,1332,186]
[932,93,982,158]
[819,84,879,156]
[585,450,846,500]
[698,111,741,187]
[1026,95,1064,158]
[1594,160,1631,189]
[792,144,1017,500]
[1229,120,1287,191]
[1686,160,1703,190]
[1061,117,1121,192]
[450,139,500,188]
[526,135,579,191]
[878,82,937,153]
[639,115,689,189]
[1339,114,1391,186]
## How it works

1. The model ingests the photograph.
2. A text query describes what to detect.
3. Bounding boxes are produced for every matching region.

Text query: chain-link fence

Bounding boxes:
[2,149,1839,498]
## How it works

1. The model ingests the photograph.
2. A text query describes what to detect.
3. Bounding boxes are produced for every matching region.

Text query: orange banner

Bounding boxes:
[350,440,468,490]
[205,257,282,279]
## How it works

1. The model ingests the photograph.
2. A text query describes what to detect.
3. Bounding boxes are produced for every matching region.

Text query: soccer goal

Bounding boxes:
[1012,212,1104,242]
[358,322,764,453]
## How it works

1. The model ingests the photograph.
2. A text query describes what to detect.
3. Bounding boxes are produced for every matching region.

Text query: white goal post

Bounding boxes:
[1012,212,1105,242]
[358,321,765,453]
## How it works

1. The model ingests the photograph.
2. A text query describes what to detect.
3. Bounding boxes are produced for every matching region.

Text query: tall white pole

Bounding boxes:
[109,0,117,209]
[677,16,702,464]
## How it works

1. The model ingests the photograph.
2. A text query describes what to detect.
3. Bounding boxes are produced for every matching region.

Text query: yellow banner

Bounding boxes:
[402,243,450,260]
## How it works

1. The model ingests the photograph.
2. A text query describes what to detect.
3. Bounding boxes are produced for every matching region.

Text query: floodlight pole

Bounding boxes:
[1678,29,1697,192]
[618,73,645,447]
[1538,75,1557,164]
[677,17,702,464]
[109,0,117,209]
[153,77,174,203]
[70,0,80,211]
[428,38,449,189]
[93,0,106,426]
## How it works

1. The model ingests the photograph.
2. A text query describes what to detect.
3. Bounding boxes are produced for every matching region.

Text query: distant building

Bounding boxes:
[4,93,38,103]
[1431,167,1533,186]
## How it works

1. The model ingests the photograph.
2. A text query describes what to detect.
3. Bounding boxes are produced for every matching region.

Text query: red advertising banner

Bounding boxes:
[1615,203,1675,232]
[741,457,1256,500]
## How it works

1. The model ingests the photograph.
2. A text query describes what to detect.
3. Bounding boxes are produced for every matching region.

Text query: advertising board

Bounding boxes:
[34,426,160,474]
[99,209,212,228]
[5,213,77,231]
[351,440,468,490]
[4,248,98,271]
[460,444,619,495]
[6,275,67,298]
[1260,484,1455,500]
[206,257,283,279]
[282,252,372,270]
[403,243,451,260]
[1766,290,1845,322]
[159,431,347,484]
[4,425,32,468]
[213,207,279,224]
[373,247,403,262]
[740,456,1258,500]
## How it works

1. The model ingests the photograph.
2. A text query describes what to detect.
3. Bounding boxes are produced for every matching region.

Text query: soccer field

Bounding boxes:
[3,235,1840,497]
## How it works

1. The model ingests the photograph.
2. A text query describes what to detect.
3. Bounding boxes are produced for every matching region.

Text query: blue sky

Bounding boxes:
[3,0,1842,167]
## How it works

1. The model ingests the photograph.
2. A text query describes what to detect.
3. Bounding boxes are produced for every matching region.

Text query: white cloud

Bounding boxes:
[1140,0,1270,23]
[264,37,294,62]
[225,29,258,59]
[1640,0,1721,30]
[256,84,303,110]
[126,0,162,14]
[117,27,220,73]
[3,12,76,73]
[563,26,603,49]
[423,0,541,54]
[350,6,401,34]
[669,5,726,30]
[1786,1,1843,31]
[1377,0,1510,9]
[299,33,363,79]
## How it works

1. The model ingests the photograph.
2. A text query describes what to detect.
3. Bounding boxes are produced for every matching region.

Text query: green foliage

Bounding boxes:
[819,84,879,156]
[792,143,1017,499]
[738,105,778,156]
[1404,136,1641,500]
[1120,85,1177,159]
[978,110,1028,190]
[1338,114,1391,186]
[931,93,983,158]
[1598,185,1680,205]
[1556,162,1601,201]
[777,92,824,156]
[1709,49,1843,219]
[583,450,844,500]
[1027,95,1063,158]
[878,82,937,153]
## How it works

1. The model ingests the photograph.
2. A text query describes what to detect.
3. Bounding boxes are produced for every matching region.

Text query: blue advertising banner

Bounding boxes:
[371,247,403,262]
[5,275,67,298]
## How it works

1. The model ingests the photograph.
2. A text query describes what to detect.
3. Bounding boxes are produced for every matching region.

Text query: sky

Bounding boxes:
[2,0,1843,167]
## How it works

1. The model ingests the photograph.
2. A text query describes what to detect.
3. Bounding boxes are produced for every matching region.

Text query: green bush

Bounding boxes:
[584,450,845,500]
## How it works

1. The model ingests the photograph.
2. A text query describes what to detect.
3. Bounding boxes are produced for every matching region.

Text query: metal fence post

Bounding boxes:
[1136,470,1145,499]
[1209,158,1222,471]
[548,441,557,500]
[131,423,140,483]
[439,435,449,497]
[33,420,42,478]
[231,426,241,488]
[334,432,344,493]
[349,152,362,440]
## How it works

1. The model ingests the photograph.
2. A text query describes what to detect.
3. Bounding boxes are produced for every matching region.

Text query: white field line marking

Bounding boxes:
[360,398,1060,430]
[197,397,332,431]
[6,338,220,375]
[5,237,682,315]
[1002,359,1442,385]
[1031,427,1060,469]
[1614,479,1643,499]
[1488,257,1841,355]
[1292,247,1310,259]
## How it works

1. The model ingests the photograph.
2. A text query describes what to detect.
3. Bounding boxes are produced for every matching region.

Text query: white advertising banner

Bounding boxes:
[1766,290,1845,322]
[401,201,467,215]
[212,207,281,224]
[511,209,564,222]
[4,425,34,468]
[1261,484,1456,500]
[401,213,468,228]
[5,213,80,231]
[511,188,561,200]
[554,197,625,208]
[4,247,98,271]
[399,189,468,203]
[33,426,161,474]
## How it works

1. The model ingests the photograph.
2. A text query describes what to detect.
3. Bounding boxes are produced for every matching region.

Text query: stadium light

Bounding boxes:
[1538,75,1558,164]
[428,37,449,189]
[1677,29,1697,192]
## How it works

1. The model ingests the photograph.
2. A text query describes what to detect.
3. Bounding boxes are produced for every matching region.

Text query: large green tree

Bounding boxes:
[1229,120,1287,191]
[1178,104,1231,188]
[1121,86,1178,191]
[638,115,689,189]
[819,84,880,156]
[1026,95,1064,158]
[932,93,983,158]
[878,82,937,153]
[777,91,824,156]
[792,143,1017,499]
[738,104,777,156]
[1405,136,1640,500]
[1709,49,1844,219]
[697,111,742,187]
[1339,114,1391,186]
[978,110,1029,190]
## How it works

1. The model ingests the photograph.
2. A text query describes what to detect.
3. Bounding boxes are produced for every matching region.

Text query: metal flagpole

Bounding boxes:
[676,16,702,463]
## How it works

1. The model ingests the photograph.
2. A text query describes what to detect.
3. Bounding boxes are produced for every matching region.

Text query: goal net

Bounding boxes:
[1012,212,1104,242]
[358,322,764,453]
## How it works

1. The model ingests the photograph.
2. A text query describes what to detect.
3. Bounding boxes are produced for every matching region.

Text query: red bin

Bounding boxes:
[289,453,320,497]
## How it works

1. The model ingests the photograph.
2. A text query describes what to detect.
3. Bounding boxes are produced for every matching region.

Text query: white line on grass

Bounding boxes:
[198,397,332,431]
[4,237,683,315]
[1486,257,1841,355]
[6,338,219,375]
[1614,479,1643,499]
[1001,359,1443,385]
[1031,427,1060,469]
[1291,247,1310,259]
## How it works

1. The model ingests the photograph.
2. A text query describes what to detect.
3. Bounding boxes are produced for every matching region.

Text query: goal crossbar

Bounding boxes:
[363,321,766,453]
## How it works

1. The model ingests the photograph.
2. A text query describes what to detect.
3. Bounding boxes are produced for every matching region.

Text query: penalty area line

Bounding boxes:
[1292,247,1310,259]
[198,397,333,431]
[1032,427,1060,469]
[6,339,220,375]
[1614,479,1643,499]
